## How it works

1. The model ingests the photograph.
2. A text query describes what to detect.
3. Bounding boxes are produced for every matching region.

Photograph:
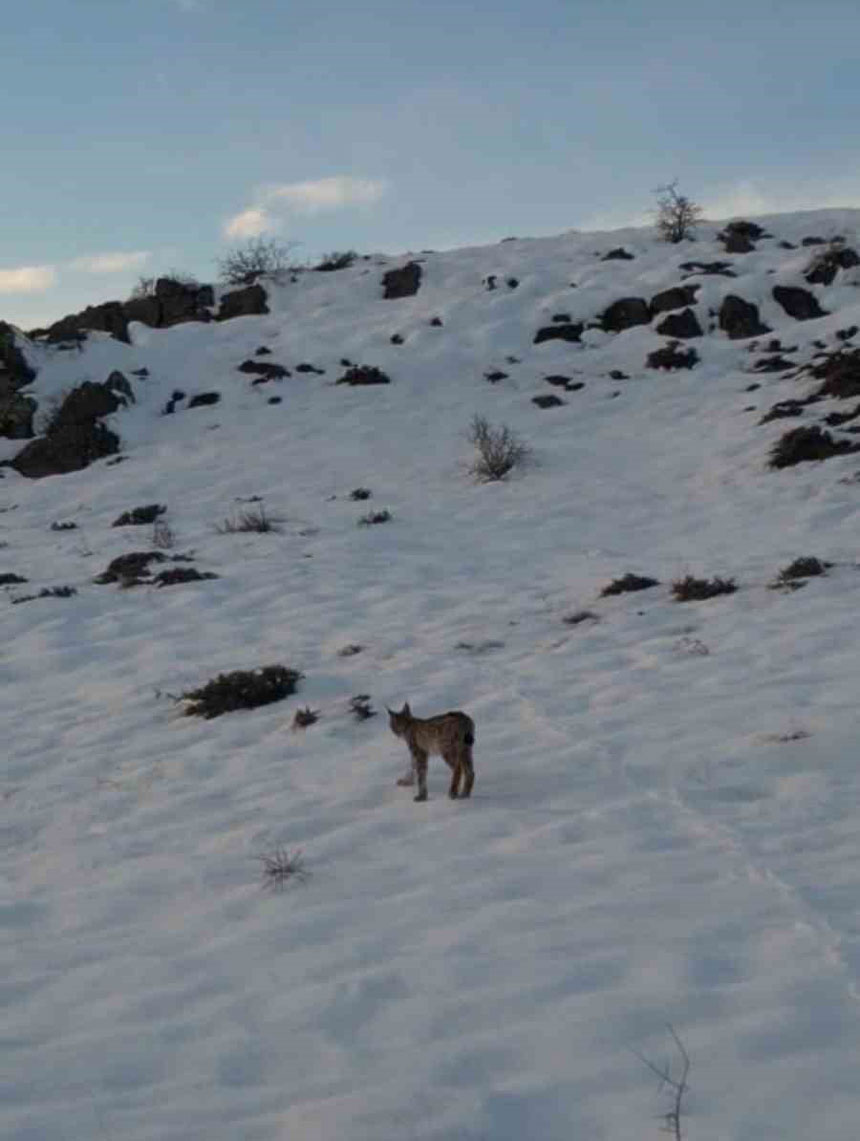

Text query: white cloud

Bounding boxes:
[222,208,276,240]
[70,251,151,274]
[223,175,388,240]
[0,265,57,294]
[264,176,388,215]
[701,178,860,222]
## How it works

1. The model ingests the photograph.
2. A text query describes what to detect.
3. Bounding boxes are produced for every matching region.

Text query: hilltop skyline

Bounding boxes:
[4,0,860,328]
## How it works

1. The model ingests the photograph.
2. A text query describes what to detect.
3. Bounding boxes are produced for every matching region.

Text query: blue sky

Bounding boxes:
[4,0,860,328]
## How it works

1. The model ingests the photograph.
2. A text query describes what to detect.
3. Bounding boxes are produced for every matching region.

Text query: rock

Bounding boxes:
[808,348,860,399]
[804,243,860,286]
[237,360,290,380]
[0,322,36,393]
[647,344,699,370]
[650,285,699,315]
[655,308,702,339]
[10,421,120,478]
[382,262,422,299]
[769,425,860,469]
[718,220,765,252]
[721,231,756,253]
[216,284,269,321]
[0,392,37,439]
[533,323,583,344]
[93,551,167,585]
[601,247,634,261]
[680,261,736,277]
[336,365,391,386]
[721,220,766,241]
[599,297,650,333]
[188,392,220,408]
[772,285,827,321]
[718,295,770,339]
[532,394,565,408]
[8,372,131,478]
[46,301,130,344]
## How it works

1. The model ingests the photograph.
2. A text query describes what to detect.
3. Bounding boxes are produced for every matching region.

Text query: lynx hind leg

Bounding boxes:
[460,747,475,798]
[446,751,462,799]
[413,749,429,802]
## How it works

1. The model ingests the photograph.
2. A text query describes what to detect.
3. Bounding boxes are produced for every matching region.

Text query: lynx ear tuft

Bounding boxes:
[403,702,411,716]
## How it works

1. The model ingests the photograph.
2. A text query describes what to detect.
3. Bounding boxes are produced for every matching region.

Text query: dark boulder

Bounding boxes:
[601,247,634,261]
[650,285,699,315]
[0,322,36,392]
[680,261,736,277]
[10,421,120,478]
[8,372,131,478]
[804,243,860,286]
[382,262,422,299]
[772,286,827,321]
[46,301,130,345]
[0,392,37,439]
[647,344,699,370]
[655,308,702,339]
[216,284,269,321]
[718,295,770,340]
[336,365,391,386]
[599,297,650,333]
[237,360,290,380]
[533,323,583,344]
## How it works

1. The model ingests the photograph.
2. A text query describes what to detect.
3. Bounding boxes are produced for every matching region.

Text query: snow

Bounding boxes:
[3,209,860,1140]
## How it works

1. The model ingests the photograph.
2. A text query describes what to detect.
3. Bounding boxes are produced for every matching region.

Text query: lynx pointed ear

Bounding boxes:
[403,702,411,716]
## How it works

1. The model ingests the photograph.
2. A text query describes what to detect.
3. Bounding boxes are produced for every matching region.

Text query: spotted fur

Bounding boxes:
[387,702,475,802]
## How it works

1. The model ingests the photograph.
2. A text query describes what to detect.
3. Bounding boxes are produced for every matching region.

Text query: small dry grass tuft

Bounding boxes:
[215,503,282,533]
[292,706,319,729]
[256,847,309,890]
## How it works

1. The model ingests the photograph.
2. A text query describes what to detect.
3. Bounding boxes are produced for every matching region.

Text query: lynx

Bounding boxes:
[387,702,475,802]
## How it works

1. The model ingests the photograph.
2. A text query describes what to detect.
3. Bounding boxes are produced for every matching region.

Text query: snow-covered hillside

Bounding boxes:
[3,210,860,1141]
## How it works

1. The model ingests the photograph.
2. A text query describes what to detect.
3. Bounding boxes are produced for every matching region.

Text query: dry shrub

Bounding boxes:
[469,415,531,481]
[182,665,303,719]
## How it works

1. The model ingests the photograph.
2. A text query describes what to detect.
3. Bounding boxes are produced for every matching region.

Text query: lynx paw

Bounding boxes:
[413,792,428,803]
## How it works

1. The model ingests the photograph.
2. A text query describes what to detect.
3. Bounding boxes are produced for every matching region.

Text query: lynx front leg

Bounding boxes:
[413,749,429,802]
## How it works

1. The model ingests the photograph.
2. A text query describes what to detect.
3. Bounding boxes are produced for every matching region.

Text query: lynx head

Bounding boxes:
[387,702,412,737]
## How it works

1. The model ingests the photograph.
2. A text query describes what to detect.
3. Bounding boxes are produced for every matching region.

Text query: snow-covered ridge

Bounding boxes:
[2,209,860,1141]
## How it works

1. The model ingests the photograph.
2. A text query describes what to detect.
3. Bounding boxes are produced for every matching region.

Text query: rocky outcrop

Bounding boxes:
[8,371,132,478]
[382,262,422,299]
[46,301,130,344]
[0,323,38,438]
[126,278,215,329]
[40,277,260,345]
